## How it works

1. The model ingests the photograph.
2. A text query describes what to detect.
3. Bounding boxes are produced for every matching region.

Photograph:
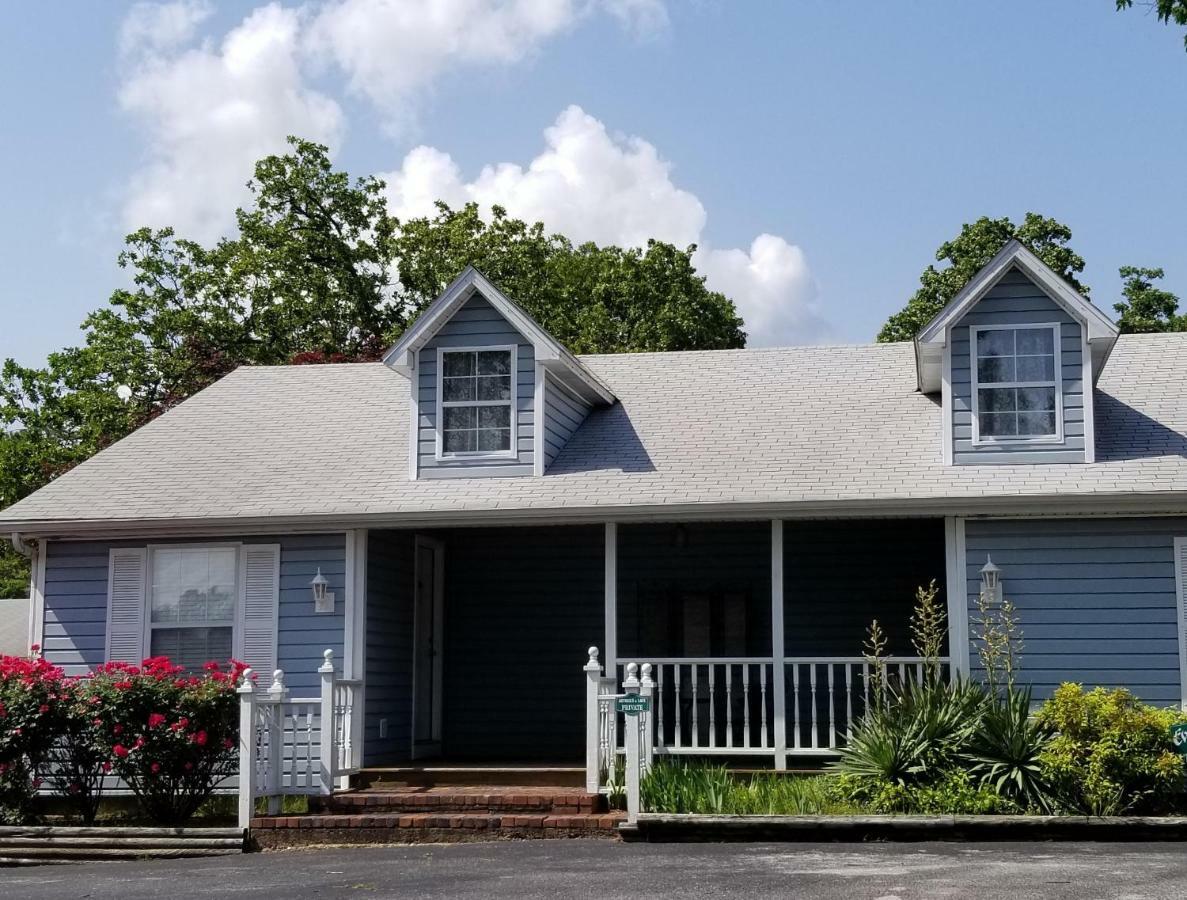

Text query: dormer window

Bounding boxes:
[438,346,516,457]
[972,325,1062,442]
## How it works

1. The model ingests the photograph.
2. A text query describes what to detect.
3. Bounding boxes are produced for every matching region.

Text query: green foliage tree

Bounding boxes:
[1114,265,1186,333]
[1117,0,1187,50]
[1,137,745,589]
[876,214,1088,343]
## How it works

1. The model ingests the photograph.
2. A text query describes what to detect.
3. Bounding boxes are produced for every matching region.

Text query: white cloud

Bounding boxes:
[305,0,668,129]
[381,106,823,346]
[118,2,344,242]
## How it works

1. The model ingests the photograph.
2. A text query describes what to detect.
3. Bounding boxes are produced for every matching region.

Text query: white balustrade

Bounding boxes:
[238,648,364,827]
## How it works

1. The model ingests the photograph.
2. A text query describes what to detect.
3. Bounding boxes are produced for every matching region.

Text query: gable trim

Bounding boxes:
[383,267,615,405]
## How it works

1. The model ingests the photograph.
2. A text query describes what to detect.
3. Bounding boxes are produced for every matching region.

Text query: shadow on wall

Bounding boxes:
[1094,392,1187,461]
[546,403,656,474]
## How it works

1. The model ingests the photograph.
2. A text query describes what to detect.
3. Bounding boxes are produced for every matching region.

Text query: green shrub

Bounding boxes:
[42,677,112,824]
[1036,684,1187,815]
[830,769,1007,815]
[966,687,1055,813]
[0,652,67,823]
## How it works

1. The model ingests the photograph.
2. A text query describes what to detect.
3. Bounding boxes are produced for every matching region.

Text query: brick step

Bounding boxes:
[312,789,606,816]
[353,766,586,790]
[250,811,626,846]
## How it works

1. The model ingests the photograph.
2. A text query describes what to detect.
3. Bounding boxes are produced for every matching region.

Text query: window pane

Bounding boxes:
[443,429,476,453]
[477,406,511,429]
[443,377,475,402]
[443,352,475,377]
[1015,356,1055,382]
[1016,387,1056,411]
[150,626,233,673]
[477,428,511,452]
[1018,412,1057,436]
[977,330,1014,358]
[444,407,476,430]
[476,375,511,401]
[151,549,235,626]
[1016,328,1054,355]
[979,412,1018,437]
[978,388,1016,412]
[977,356,1015,384]
[477,350,511,376]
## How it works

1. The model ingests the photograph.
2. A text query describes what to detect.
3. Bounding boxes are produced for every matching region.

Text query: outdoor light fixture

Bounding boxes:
[310,568,335,614]
[980,556,1002,604]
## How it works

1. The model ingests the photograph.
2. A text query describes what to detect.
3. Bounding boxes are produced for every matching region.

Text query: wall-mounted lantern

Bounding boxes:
[980,556,1002,604]
[311,568,335,614]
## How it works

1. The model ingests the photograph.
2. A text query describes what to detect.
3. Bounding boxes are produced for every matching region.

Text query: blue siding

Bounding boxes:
[542,374,592,469]
[417,294,535,477]
[364,530,415,765]
[964,518,1187,703]
[41,534,347,695]
[950,268,1087,465]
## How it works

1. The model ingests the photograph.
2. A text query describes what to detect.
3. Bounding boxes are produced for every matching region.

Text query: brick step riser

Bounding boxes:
[312,798,606,816]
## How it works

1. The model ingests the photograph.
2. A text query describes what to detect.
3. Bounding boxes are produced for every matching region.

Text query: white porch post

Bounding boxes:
[623,662,641,824]
[318,650,337,795]
[344,529,368,772]
[584,647,603,794]
[770,520,787,769]
[604,522,618,677]
[944,517,971,677]
[237,672,257,829]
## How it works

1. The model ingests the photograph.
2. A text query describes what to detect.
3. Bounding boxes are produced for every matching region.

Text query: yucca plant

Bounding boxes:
[965,687,1055,812]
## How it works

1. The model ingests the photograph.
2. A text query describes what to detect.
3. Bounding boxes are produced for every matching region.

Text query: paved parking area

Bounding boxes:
[3,840,1187,899]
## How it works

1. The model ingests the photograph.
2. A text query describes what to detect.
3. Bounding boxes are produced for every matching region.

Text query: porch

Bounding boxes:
[361,518,952,768]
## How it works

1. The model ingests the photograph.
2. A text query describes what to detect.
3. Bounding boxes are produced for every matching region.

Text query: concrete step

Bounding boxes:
[353,766,586,790]
[313,788,606,816]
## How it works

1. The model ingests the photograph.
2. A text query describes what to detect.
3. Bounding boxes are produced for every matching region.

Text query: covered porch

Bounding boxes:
[361,517,953,769]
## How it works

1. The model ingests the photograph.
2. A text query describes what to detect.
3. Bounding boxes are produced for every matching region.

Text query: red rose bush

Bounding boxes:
[0,650,66,822]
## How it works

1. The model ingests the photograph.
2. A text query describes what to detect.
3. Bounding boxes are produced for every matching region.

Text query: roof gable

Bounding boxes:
[914,240,1119,393]
[383,267,615,405]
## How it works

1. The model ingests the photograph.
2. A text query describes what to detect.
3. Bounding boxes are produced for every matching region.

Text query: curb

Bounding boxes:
[621,814,1187,843]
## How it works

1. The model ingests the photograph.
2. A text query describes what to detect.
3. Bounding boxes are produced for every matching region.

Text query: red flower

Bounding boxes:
[192,730,208,747]
[30,643,40,653]
[113,744,129,758]
[147,713,167,729]
[38,704,50,714]
[150,762,161,774]
[101,762,112,773]
[113,724,123,735]
[113,680,133,690]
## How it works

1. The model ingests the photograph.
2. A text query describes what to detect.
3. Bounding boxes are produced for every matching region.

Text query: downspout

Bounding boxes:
[10,532,35,558]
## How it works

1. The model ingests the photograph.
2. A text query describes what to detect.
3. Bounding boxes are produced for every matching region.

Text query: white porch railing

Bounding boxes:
[237,649,363,828]
[586,648,950,818]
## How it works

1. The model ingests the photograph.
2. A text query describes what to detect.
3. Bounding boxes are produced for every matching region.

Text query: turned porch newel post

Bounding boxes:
[771,520,788,769]
[265,669,287,815]
[584,647,603,794]
[237,669,257,829]
[623,662,641,825]
[640,662,655,772]
[318,649,337,796]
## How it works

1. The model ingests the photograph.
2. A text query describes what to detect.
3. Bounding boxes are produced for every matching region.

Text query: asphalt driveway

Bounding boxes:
[3,840,1187,899]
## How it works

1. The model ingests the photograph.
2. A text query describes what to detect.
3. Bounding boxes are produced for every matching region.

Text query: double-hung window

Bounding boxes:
[148,546,237,672]
[439,347,515,456]
[973,325,1061,441]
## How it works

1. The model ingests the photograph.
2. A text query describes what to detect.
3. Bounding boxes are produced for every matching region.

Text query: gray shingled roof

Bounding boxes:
[3,334,1187,534]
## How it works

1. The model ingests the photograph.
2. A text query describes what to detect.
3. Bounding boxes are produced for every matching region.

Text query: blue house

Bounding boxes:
[3,240,1186,775]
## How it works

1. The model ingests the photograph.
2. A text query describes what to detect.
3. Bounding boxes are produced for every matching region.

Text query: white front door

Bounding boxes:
[412,536,445,758]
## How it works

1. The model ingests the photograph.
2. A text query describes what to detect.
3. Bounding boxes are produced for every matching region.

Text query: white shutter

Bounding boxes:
[1175,537,1187,710]
[106,547,147,664]
[238,544,280,682]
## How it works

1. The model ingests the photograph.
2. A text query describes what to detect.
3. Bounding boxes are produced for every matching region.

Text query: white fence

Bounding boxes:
[585,647,949,822]
[237,649,362,827]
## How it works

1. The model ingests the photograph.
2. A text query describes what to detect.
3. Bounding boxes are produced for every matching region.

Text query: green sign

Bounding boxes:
[1171,723,1187,755]
[616,695,651,716]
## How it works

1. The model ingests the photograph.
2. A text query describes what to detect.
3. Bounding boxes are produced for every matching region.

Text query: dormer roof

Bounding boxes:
[383,266,615,406]
[914,240,1119,393]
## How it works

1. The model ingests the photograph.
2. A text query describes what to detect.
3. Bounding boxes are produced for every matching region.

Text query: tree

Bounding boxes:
[1,137,745,592]
[877,214,1088,342]
[1117,1,1187,50]
[1114,265,1186,332]
[0,546,28,599]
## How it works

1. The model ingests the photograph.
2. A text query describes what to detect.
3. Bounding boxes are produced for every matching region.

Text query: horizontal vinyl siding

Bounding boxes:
[964,518,1187,703]
[40,534,347,694]
[417,294,535,477]
[951,268,1087,465]
[364,530,415,765]
[440,526,604,760]
[542,374,592,469]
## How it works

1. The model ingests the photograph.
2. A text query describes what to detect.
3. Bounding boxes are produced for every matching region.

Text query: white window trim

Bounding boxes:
[144,542,241,663]
[1175,536,1187,710]
[435,344,518,462]
[969,322,1064,446]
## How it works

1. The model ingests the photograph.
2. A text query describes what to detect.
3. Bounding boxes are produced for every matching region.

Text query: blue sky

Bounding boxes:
[2,1,1185,367]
